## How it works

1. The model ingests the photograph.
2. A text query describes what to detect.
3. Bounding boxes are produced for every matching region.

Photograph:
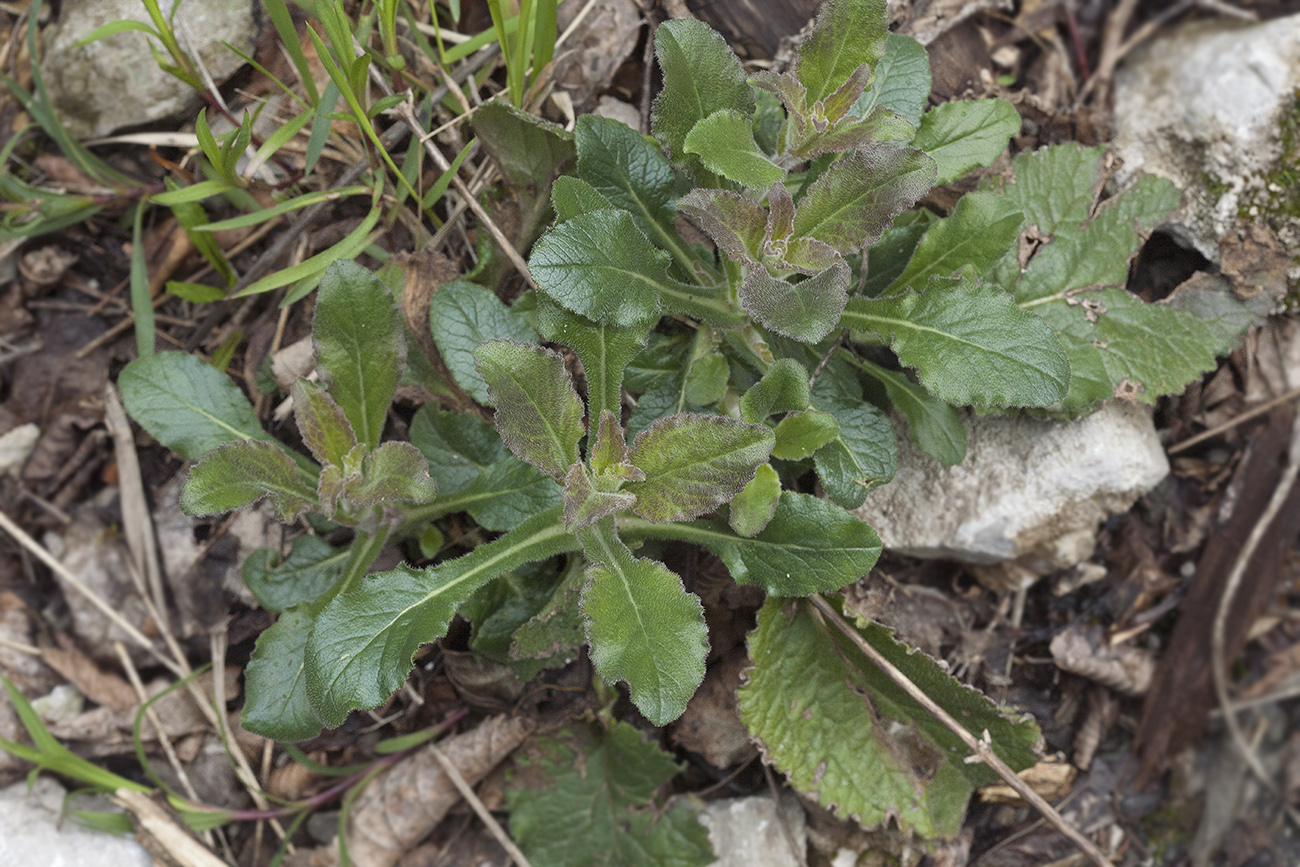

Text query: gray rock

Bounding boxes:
[40,0,260,139]
[0,777,153,867]
[1111,14,1300,264]
[701,793,807,867]
[854,403,1168,579]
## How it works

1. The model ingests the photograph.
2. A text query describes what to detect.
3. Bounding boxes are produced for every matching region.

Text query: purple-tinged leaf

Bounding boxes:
[677,188,767,264]
[792,145,936,253]
[562,463,636,531]
[292,379,356,468]
[181,440,317,522]
[739,258,850,344]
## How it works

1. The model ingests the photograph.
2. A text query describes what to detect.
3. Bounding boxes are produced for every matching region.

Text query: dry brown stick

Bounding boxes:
[806,594,1113,867]
[113,788,229,867]
[428,743,533,867]
[103,384,168,618]
[1168,383,1300,454]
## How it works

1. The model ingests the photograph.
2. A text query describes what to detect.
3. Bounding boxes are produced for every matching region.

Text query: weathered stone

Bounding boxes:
[1111,14,1300,267]
[40,0,260,139]
[701,793,807,867]
[854,403,1168,577]
[0,777,152,867]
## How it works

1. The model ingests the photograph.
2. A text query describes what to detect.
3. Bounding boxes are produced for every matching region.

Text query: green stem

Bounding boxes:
[336,528,388,596]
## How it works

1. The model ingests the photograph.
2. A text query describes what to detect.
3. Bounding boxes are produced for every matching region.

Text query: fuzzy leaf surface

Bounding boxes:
[460,457,564,532]
[812,399,897,509]
[474,340,585,482]
[535,295,649,422]
[625,414,775,523]
[304,506,575,727]
[471,100,575,193]
[886,192,1023,294]
[855,358,966,465]
[773,410,840,460]
[911,98,1020,185]
[652,18,753,163]
[676,188,767,264]
[739,358,811,424]
[344,441,437,508]
[429,280,536,405]
[739,598,1040,836]
[291,380,356,468]
[313,261,405,450]
[579,520,707,725]
[852,33,929,127]
[408,407,507,494]
[728,463,782,537]
[740,259,850,344]
[796,0,887,106]
[242,535,347,613]
[684,110,785,190]
[506,721,714,867]
[842,277,1070,409]
[119,351,270,460]
[551,175,610,222]
[792,146,936,253]
[242,599,327,741]
[181,440,317,521]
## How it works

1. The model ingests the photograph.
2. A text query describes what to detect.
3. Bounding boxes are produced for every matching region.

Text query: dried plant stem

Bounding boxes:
[428,744,533,867]
[807,594,1112,867]
[1168,383,1300,454]
[103,384,168,618]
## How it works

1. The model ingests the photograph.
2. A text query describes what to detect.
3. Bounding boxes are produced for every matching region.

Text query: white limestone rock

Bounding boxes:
[0,777,153,867]
[701,793,807,867]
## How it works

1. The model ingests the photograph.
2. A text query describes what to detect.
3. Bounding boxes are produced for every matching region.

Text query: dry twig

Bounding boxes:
[1168,382,1300,454]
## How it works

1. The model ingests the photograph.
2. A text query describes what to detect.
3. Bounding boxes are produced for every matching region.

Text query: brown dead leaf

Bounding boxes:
[550,0,642,109]
[979,758,1077,804]
[670,648,756,769]
[1050,623,1155,696]
[40,636,137,711]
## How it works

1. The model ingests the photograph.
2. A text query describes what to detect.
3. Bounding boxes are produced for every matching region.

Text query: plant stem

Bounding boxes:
[336,528,388,595]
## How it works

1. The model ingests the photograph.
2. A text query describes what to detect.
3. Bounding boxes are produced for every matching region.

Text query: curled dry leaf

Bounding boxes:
[1050,624,1155,696]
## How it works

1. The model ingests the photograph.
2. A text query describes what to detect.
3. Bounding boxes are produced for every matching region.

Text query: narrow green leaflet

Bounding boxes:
[304,506,576,728]
[291,379,356,468]
[853,357,967,466]
[243,535,348,613]
[842,276,1070,409]
[886,192,1023,294]
[728,463,781,537]
[408,406,507,494]
[575,114,689,263]
[852,33,930,127]
[792,146,936,253]
[624,492,880,596]
[181,440,317,522]
[471,100,575,193]
[551,175,610,222]
[313,261,405,450]
[564,464,637,531]
[474,340,585,482]
[739,358,811,423]
[683,110,785,190]
[739,259,850,344]
[578,520,708,725]
[911,99,1020,185]
[535,295,649,423]
[652,17,753,163]
[429,280,536,405]
[624,413,775,523]
[242,600,327,741]
[812,399,897,509]
[795,0,887,107]
[119,352,271,460]
[738,598,1040,836]
[461,456,564,532]
[773,410,840,460]
[506,721,714,867]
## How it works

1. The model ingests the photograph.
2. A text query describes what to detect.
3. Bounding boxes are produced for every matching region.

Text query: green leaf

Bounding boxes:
[683,110,785,190]
[575,114,689,264]
[739,259,849,344]
[626,491,880,596]
[292,380,357,468]
[738,597,1040,836]
[852,357,966,466]
[242,600,327,741]
[506,721,714,867]
[812,399,897,509]
[676,188,768,265]
[911,99,1021,185]
[792,146,936,253]
[563,464,637,531]
[429,280,536,405]
[795,0,887,107]
[305,506,576,727]
[313,261,405,450]
[531,208,737,327]
[842,276,1070,410]
[625,414,775,523]
[243,535,348,613]
[181,440,317,522]
[853,33,930,127]
[408,406,507,494]
[739,358,811,423]
[772,410,839,460]
[652,18,753,163]
[474,340,586,482]
[510,563,587,677]
[535,295,648,423]
[551,175,610,222]
[682,353,729,406]
[727,463,781,538]
[862,209,936,297]
[119,352,270,460]
[464,561,564,665]
[470,99,575,192]
[344,441,438,509]
[886,192,1024,294]
[461,456,565,532]
[999,144,1102,235]
[578,520,707,725]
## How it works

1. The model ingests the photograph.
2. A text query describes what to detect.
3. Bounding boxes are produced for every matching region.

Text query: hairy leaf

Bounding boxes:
[535,295,648,422]
[854,358,967,466]
[305,506,576,727]
[853,33,930,127]
[551,175,610,222]
[728,463,782,538]
[684,110,785,190]
[563,464,637,531]
[625,414,775,523]
[429,280,536,405]
[344,441,438,509]
[842,276,1069,409]
[739,358,811,423]
[243,535,348,613]
[738,597,1040,836]
[886,192,1023,294]
[911,98,1020,185]
[181,440,317,522]
[796,0,887,107]
[579,520,708,725]
[313,261,405,450]
[812,399,897,509]
[676,188,768,264]
[506,721,714,867]
[652,18,753,163]
[471,100,575,193]
[474,340,585,482]
[119,352,270,460]
[510,564,588,677]
[460,456,565,532]
[739,258,850,344]
[773,410,840,460]
[408,406,507,494]
[792,146,936,253]
[291,379,356,468]
[242,600,327,741]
